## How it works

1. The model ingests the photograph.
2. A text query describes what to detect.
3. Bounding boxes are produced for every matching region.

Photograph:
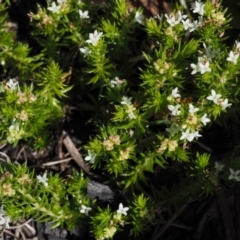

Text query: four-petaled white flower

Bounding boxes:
[220,98,232,110]
[117,203,129,216]
[121,96,132,105]
[235,41,240,50]
[79,47,91,57]
[189,103,199,113]
[85,150,96,164]
[6,79,18,90]
[228,168,240,181]
[182,19,193,31]
[207,90,222,104]
[165,11,187,27]
[80,205,92,215]
[191,1,205,16]
[214,162,225,172]
[180,129,195,142]
[192,130,202,139]
[171,87,180,98]
[86,30,103,46]
[190,20,199,32]
[134,11,145,24]
[47,2,61,13]
[168,104,181,116]
[79,10,89,19]
[200,114,210,125]
[227,51,239,65]
[180,129,201,142]
[190,63,199,75]
[198,61,211,74]
[37,172,48,187]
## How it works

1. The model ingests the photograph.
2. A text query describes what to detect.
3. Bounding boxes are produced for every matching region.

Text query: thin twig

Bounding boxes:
[216,189,235,240]
[16,146,25,160]
[151,199,191,240]
[195,141,213,153]
[6,218,33,230]
[62,131,101,179]
[170,223,194,230]
[41,157,72,166]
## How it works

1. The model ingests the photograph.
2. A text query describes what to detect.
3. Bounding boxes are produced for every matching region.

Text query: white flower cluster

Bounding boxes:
[214,162,240,182]
[191,41,240,75]
[190,56,211,75]
[207,89,231,110]
[167,87,211,142]
[79,30,103,57]
[165,0,205,32]
[121,96,136,120]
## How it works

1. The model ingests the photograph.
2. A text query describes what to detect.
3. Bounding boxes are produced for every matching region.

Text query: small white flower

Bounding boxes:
[165,11,186,27]
[79,47,91,57]
[198,61,211,74]
[182,19,193,31]
[121,96,132,105]
[86,30,103,46]
[171,87,180,98]
[168,104,181,116]
[128,112,136,119]
[79,10,89,19]
[85,150,96,164]
[192,130,202,139]
[110,77,124,88]
[180,129,201,142]
[80,205,92,215]
[227,51,239,65]
[189,104,199,113]
[37,172,48,187]
[189,20,199,32]
[214,162,225,172]
[190,63,199,75]
[220,98,232,110]
[235,41,240,50]
[165,14,179,27]
[6,79,18,90]
[47,2,61,13]
[154,14,164,23]
[134,11,145,24]
[207,90,222,104]
[228,168,240,181]
[191,1,205,16]
[177,11,187,21]
[117,203,129,216]
[200,114,210,125]
[180,129,195,142]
